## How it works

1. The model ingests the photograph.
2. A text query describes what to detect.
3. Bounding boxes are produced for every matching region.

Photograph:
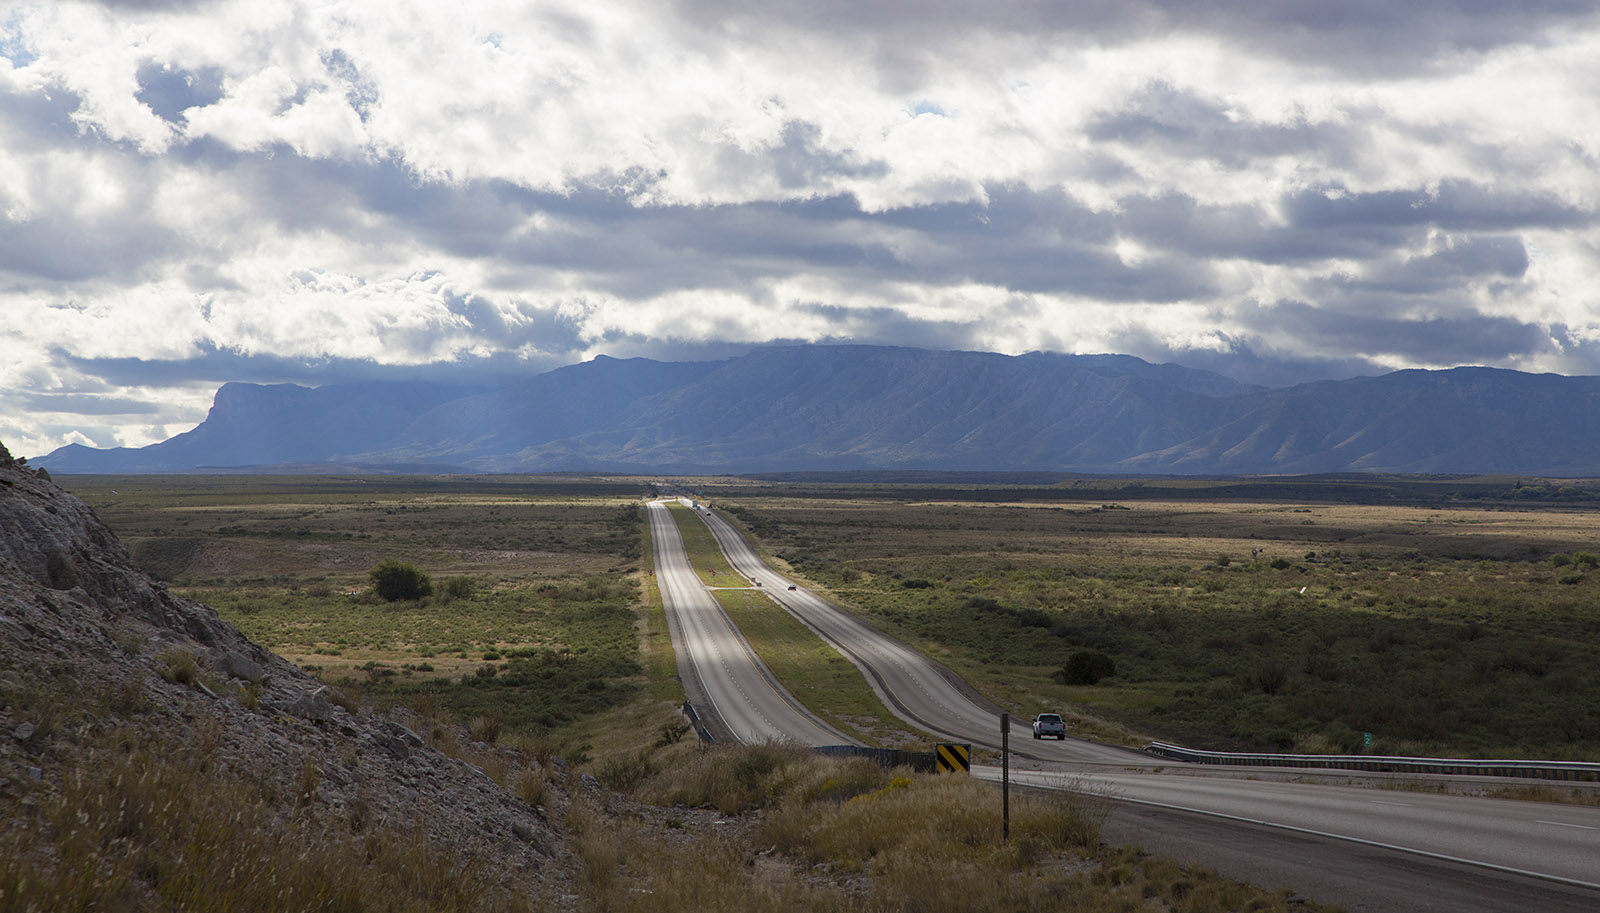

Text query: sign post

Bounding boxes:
[1001,712,1010,844]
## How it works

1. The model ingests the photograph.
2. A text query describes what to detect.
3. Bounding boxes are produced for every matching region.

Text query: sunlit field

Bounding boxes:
[691,476,1600,760]
[63,475,655,739]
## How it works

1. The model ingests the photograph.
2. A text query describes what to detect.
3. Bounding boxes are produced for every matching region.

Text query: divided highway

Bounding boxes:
[696,501,1140,765]
[654,498,1600,910]
[647,500,847,745]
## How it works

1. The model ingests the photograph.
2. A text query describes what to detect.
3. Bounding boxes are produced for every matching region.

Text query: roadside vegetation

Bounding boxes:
[570,741,1342,913]
[67,475,652,753]
[0,710,545,913]
[704,480,1600,760]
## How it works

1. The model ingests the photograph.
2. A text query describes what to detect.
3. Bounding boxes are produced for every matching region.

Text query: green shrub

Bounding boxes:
[439,575,478,601]
[1060,650,1116,685]
[159,649,200,686]
[1253,660,1290,695]
[369,559,433,602]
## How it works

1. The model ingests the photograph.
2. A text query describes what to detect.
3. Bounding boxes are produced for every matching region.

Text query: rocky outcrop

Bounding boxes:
[0,441,573,901]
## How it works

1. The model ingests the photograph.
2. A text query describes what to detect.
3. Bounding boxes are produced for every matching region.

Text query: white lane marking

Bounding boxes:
[1536,820,1599,831]
[980,769,1600,892]
[1369,799,1412,807]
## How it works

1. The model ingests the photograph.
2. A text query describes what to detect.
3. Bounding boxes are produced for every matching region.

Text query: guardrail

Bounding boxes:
[1144,741,1600,782]
[681,701,716,744]
[813,745,937,773]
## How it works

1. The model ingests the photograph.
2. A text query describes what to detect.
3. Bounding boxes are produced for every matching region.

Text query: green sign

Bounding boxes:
[1362,732,1372,748]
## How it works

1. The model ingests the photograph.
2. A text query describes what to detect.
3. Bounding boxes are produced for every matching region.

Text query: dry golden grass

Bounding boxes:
[0,723,541,913]
[569,741,1342,913]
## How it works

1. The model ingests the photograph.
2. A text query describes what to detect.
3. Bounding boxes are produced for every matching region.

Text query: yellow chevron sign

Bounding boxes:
[936,743,970,774]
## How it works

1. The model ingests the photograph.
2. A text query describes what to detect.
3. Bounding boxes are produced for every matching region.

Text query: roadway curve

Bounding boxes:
[696,502,1140,765]
[648,500,848,746]
[677,500,1600,909]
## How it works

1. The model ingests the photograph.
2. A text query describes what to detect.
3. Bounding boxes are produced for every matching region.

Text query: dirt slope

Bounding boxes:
[0,441,574,908]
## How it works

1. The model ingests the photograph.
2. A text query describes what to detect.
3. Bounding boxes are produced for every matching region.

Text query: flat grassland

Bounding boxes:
[693,476,1600,760]
[70,473,1600,762]
[63,474,659,741]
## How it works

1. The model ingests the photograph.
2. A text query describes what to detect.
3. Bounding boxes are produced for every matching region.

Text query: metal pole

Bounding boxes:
[1001,711,1010,844]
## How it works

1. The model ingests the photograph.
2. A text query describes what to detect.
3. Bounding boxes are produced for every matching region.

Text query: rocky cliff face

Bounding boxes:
[0,440,573,906]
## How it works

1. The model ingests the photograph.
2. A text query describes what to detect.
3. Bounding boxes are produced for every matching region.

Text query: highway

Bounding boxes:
[647,500,848,745]
[652,498,1600,910]
[696,500,1142,766]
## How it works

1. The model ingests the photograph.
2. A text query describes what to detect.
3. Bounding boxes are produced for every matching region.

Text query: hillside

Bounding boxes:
[36,345,1600,475]
[0,441,573,909]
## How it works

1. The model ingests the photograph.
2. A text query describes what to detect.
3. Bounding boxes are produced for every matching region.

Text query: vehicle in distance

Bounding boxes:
[787,584,797,590]
[1032,713,1066,740]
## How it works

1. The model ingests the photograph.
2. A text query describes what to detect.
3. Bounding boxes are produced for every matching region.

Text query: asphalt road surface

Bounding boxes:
[648,500,847,745]
[658,499,1600,910]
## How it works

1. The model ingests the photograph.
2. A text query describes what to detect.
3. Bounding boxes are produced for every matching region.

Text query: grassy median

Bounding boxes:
[666,504,921,747]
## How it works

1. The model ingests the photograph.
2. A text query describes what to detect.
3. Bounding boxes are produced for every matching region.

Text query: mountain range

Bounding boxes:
[35,345,1600,475]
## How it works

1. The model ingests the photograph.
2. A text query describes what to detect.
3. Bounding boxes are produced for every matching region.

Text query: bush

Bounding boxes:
[1060,650,1115,685]
[369,559,433,602]
[438,575,477,601]
[1253,660,1290,695]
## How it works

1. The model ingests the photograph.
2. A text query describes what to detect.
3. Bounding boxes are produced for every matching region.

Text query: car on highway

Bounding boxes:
[787,584,797,590]
[1032,713,1067,740]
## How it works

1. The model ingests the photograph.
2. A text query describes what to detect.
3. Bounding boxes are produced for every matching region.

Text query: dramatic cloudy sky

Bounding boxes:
[3,1,1599,457]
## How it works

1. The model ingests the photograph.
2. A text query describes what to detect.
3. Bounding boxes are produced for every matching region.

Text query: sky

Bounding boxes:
[3,1,1599,458]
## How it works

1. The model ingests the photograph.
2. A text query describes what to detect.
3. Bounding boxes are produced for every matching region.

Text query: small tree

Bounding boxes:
[369,559,432,602]
[1060,650,1116,685]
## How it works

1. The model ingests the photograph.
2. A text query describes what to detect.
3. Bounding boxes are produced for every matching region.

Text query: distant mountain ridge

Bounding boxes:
[35,345,1600,475]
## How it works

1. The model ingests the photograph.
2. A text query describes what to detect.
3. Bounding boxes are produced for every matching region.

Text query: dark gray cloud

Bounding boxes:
[1103,327,1393,388]
[674,0,1600,73]
[0,207,180,283]
[19,392,163,414]
[1314,235,1529,297]
[1283,181,1593,232]
[1117,184,1588,269]
[57,342,576,393]
[176,149,1212,303]
[789,302,991,352]
[0,77,90,151]
[1088,81,1367,170]
[1241,299,1555,366]
[770,121,889,190]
